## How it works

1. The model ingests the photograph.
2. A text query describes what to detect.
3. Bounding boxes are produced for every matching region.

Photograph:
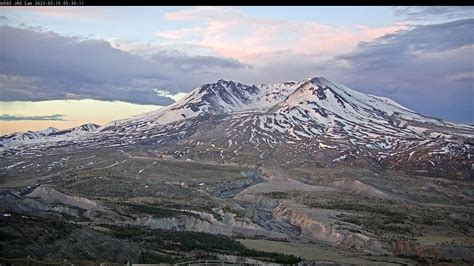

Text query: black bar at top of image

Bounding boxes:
[3,0,473,6]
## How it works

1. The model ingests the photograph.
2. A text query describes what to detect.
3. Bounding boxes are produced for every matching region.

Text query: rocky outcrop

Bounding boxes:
[327,180,390,199]
[27,186,104,211]
[273,203,390,254]
[133,210,289,240]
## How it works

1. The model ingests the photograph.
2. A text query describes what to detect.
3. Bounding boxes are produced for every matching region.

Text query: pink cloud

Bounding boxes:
[157,7,406,62]
[294,23,406,55]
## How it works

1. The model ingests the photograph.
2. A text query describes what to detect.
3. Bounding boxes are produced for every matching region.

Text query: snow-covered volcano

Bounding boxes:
[104,77,472,142]
[2,77,473,178]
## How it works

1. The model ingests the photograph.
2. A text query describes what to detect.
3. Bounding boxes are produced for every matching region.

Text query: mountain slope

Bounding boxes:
[2,77,473,178]
[0,127,60,142]
[97,77,472,178]
[99,77,472,147]
[104,77,471,137]
[0,123,101,149]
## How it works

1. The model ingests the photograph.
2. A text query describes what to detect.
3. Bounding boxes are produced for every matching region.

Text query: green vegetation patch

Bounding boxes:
[123,203,200,219]
[103,224,300,264]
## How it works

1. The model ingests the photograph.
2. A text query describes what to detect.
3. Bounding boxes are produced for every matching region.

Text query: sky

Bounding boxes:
[0,6,473,134]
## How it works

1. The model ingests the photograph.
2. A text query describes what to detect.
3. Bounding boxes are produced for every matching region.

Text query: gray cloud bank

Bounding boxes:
[0,114,66,121]
[333,19,474,124]
[0,25,247,105]
[394,6,474,23]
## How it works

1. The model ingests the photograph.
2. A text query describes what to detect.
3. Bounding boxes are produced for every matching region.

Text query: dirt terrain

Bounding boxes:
[1,145,473,264]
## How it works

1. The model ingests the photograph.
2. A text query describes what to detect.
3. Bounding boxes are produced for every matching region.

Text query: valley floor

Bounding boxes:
[0,146,473,264]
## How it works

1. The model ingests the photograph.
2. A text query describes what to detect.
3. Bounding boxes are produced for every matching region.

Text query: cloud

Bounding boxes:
[337,19,474,72]
[394,6,474,23]
[150,50,249,71]
[0,114,66,121]
[153,89,188,102]
[0,25,247,105]
[157,7,405,62]
[334,19,474,123]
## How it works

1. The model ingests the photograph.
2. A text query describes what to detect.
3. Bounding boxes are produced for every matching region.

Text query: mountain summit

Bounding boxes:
[105,76,472,141]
